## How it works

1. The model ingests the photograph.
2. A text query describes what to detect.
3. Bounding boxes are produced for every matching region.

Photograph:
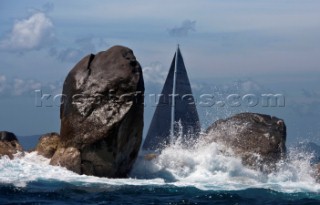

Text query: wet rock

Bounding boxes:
[144,153,158,161]
[35,132,60,158]
[51,147,81,174]
[205,113,286,172]
[0,131,23,159]
[50,45,144,177]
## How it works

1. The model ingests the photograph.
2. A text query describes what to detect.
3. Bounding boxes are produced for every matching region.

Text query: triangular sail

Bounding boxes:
[142,46,200,151]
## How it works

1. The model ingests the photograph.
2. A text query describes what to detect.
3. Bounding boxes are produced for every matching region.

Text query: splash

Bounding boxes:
[132,137,320,193]
[0,141,319,193]
[0,152,165,188]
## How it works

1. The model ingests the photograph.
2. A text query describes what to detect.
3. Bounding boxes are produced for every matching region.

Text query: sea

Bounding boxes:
[1,136,320,205]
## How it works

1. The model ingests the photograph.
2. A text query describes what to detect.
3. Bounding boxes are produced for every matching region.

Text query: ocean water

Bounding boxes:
[1,139,320,204]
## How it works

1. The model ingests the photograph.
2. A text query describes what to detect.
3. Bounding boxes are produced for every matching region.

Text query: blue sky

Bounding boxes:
[0,0,319,145]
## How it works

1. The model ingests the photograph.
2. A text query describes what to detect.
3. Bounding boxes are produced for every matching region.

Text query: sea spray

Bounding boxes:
[132,137,320,193]
[0,152,165,188]
[0,143,319,193]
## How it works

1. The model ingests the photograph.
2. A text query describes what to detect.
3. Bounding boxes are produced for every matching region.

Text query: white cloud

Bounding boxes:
[142,62,168,85]
[12,79,25,96]
[167,20,196,38]
[0,74,62,97]
[12,79,42,96]
[0,12,54,52]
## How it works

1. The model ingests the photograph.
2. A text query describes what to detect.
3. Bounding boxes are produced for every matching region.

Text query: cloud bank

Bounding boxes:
[0,74,61,97]
[142,62,168,85]
[0,12,55,52]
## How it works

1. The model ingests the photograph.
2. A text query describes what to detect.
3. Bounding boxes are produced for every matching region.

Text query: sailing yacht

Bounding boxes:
[142,45,200,151]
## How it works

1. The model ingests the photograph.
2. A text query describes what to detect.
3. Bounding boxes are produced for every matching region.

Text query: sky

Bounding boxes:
[0,0,319,145]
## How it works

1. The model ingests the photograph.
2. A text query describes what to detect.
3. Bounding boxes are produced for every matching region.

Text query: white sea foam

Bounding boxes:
[0,152,165,188]
[0,140,319,193]
[132,138,320,193]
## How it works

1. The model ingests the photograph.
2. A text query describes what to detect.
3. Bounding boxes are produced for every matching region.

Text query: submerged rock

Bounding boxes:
[205,113,286,172]
[0,131,23,159]
[35,132,60,158]
[51,45,144,177]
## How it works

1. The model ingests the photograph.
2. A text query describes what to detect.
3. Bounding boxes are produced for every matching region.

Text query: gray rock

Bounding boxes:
[0,131,23,159]
[205,113,286,172]
[35,132,60,158]
[50,45,144,177]
[0,131,18,141]
[51,147,81,174]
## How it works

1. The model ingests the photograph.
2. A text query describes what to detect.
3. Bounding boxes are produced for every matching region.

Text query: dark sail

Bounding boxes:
[142,46,200,151]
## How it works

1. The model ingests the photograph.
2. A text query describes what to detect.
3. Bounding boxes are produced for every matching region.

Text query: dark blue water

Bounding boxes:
[18,135,40,151]
[1,182,320,205]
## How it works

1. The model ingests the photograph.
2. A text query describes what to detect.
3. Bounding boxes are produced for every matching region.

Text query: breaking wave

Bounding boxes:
[1,138,319,194]
[132,137,320,193]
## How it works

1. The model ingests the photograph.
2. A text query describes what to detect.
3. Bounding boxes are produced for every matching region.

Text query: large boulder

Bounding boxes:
[35,132,60,158]
[205,113,286,172]
[0,131,23,159]
[50,45,144,177]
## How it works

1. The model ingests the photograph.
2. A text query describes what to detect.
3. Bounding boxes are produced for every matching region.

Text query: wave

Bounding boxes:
[0,152,165,188]
[133,138,320,193]
[1,139,320,194]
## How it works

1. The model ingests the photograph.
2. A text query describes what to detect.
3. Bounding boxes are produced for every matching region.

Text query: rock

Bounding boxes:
[50,45,144,177]
[35,132,60,158]
[205,113,286,172]
[144,153,158,161]
[0,131,23,159]
[0,131,18,141]
[51,147,81,174]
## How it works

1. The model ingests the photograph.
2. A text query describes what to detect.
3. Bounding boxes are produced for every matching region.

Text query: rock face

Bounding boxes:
[205,113,286,172]
[35,132,60,158]
[50,45,144,177]
[0,131,23,159]
[51,147,81,174]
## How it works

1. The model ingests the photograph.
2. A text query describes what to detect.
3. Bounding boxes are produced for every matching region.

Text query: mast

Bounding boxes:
[170,44,179,141]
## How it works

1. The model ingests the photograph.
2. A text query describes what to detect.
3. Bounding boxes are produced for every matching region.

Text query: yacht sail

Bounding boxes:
[142,45,200,151]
